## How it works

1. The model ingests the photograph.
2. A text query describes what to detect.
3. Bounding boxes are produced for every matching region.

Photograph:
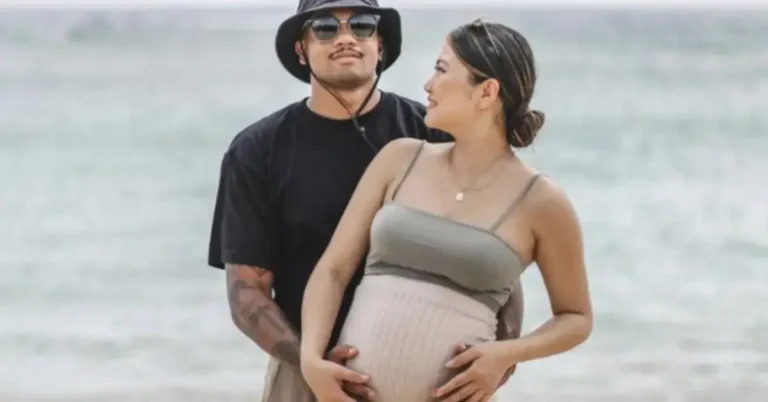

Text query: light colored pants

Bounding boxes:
[261,357,316,402]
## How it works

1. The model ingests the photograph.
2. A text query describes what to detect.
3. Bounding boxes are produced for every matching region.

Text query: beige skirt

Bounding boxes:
[338,274,498,402]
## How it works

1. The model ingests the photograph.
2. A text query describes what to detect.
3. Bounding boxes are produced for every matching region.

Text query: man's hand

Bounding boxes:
[326,344,378,401]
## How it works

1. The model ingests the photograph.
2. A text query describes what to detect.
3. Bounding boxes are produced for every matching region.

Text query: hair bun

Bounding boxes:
[508,109,545,148]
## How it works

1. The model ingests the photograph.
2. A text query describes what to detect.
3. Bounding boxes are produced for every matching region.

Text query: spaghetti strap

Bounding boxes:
[390,140,426,201]
[490,174,542,231]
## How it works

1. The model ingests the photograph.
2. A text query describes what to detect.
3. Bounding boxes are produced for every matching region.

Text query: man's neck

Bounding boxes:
[306,80,381,120]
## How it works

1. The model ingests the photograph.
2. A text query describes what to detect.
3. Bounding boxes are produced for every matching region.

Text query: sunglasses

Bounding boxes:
[304,13,381,41]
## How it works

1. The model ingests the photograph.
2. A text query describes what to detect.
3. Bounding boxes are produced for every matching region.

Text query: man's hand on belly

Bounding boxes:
[327,344,378,401]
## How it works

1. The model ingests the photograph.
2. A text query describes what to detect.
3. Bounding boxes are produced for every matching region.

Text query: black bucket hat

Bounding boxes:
[275,0,402,83]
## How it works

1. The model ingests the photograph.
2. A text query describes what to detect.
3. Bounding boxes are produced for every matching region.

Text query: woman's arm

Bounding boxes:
[434,178,593,402]
[300,138,424,362]
[499,179,593,365]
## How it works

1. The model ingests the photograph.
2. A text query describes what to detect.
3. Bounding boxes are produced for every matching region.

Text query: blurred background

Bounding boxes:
[1,0,767,401]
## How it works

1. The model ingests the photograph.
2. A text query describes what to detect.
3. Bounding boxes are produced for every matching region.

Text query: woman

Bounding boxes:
[300,19,593,402]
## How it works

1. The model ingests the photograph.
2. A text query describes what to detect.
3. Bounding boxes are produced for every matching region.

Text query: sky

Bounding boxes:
[1,0,767,8]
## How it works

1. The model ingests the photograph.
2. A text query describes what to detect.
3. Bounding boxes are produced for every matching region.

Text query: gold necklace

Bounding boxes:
[447,147,510,202]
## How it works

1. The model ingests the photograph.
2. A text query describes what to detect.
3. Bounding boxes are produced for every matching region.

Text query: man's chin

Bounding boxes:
[320,73,374,91]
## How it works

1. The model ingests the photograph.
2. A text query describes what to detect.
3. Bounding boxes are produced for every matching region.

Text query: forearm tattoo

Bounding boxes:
[271,340,301,365]
[227,267,301,366]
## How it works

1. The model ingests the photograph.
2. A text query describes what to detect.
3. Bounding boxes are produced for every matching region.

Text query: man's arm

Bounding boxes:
[214,138,371,398]
[210,140,304,366]
[225,263,374,402]
[496,278,524,381]
[226,263,300,365]
[497,278,524,341]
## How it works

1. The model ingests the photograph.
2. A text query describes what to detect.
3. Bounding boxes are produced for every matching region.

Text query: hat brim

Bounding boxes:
[275,1,402,83]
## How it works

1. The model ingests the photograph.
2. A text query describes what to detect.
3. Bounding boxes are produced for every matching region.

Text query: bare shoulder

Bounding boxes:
[373,137,427,176]
[379,137,449,163]
[527,175,582,236]
[528,175,570,203]
[378,137,426,161]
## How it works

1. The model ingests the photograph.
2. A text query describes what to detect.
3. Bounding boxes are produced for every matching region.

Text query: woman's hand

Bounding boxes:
[326,345,378,401]
[301,357,371,402]
[434,341,516,402]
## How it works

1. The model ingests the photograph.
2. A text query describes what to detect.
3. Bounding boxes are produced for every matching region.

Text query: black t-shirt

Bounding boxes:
[207,91,451,347]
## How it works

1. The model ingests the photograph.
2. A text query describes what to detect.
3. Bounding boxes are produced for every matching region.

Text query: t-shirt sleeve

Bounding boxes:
[207,141,278,271]
[425,128,454,143]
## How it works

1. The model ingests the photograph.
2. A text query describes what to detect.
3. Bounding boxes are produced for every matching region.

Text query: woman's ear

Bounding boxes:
[477,78,501,111]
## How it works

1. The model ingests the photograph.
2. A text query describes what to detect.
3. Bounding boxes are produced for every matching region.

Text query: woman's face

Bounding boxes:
[423,39,481,135]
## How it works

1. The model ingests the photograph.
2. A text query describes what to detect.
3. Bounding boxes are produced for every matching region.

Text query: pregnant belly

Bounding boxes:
[337,275,497,402]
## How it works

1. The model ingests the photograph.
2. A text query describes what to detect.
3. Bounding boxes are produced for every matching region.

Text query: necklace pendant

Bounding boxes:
[455,192,464,201]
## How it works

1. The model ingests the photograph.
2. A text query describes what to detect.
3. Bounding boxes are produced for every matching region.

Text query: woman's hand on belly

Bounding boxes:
[433,341,513,402]
[301,357,372,402]
[327,345,378,401]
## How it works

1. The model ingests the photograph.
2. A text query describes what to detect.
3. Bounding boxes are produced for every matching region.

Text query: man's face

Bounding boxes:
[295,9,383,90]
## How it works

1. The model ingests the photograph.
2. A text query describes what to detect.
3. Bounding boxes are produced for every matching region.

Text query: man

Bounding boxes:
[207,1,524,401]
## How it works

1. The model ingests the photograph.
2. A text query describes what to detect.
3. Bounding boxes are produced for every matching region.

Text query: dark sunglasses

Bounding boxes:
[304,13,381,41]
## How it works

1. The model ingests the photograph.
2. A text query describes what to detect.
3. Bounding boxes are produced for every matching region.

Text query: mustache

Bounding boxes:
[330,49,363,59]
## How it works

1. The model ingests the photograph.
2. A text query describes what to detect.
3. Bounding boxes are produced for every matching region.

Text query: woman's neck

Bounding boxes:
[448,124,512,179]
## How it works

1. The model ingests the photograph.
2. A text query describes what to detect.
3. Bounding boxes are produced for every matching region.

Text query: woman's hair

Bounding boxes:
[449,19,544,148]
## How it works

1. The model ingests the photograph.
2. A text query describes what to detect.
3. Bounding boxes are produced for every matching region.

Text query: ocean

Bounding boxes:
[1,5,767,401]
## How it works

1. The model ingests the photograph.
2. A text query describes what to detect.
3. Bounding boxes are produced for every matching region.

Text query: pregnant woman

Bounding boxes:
[300,19,593,402]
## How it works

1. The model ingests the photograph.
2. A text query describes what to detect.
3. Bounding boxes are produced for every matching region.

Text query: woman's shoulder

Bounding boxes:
[380,137,425,154]
[523,173,582,234]
[377,138,452,168]
[380,137,451,153]
[376,138,428,166]
[519,172,567,207]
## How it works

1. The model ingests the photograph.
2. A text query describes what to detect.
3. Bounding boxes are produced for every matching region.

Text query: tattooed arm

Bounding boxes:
[225,263,300,365]
[215,140,367,386]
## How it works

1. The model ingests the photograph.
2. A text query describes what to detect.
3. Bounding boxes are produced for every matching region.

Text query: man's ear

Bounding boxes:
[294,40,306,65]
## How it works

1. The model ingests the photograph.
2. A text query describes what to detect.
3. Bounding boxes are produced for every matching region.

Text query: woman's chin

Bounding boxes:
[424,112,445,131]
